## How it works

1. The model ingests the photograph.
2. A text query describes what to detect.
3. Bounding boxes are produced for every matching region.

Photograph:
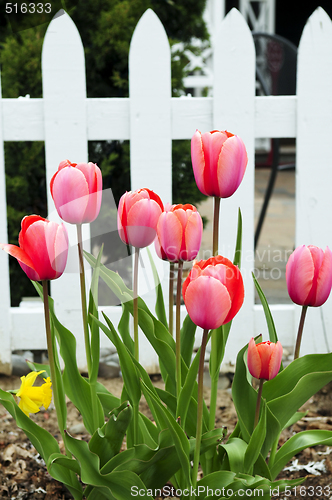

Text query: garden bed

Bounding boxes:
[0,375,331,499]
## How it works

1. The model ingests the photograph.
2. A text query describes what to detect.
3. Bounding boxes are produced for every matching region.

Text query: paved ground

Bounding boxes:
[197,150,295,304]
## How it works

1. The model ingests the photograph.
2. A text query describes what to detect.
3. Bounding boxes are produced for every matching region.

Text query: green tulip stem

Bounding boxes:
[254,378,264,429]
[42,280,67,449]
[176,260,184,401]
[133,247,140,446]
[77,224,92,376]
[294,305,308,360]
[192,328,209,488]
[209,196,221,432]
[169,262,175,337]
[209,332,218,431]
[213,196,221,257]
[133,246,140,362]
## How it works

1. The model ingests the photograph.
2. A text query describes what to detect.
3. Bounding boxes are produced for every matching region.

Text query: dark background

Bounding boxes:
[225,0,332,45]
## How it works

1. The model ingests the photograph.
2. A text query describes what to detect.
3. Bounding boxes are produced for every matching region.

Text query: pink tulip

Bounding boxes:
[0,215,68,281]
[155,203,203,262]
[182,256,244,330]
[117,188,164,248]
[50,160,102,224]
[247,338,283,380]
[191,129,248,198]
[286,245,332,307]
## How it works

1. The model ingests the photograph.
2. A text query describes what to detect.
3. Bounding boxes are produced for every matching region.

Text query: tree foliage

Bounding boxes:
[0,0,208,305]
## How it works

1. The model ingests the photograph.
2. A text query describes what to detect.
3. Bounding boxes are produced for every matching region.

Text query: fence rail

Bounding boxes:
[0,6,332,374]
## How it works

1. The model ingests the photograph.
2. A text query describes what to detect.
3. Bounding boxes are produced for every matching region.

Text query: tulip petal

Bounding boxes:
[258,342,276,380]
[126,198,162,248]
[157,212,182,261]
[0,243,41,280]
[201,261,244,323]
[53,224,69,278]
[313,246,332,306]
[184,276,231,330]
[76,163,103,222]
[217,135,248,198]
[143,189,164,211]
[19,215,45,248]
[51,167,89,224]
[183,212,203,261]
[23,221,55,280]
[247,338,262,379]
[286,246,315,305]
[191,130,208,195]
[268,341,283,380]
[202,131,229,196]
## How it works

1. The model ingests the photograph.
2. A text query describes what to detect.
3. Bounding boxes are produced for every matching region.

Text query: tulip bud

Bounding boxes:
[0,215,68,281]
[247,338,283,380]
[50,161,102,224]
[191,129,248,198]
[286,245,332,307]
[117,188,164,248]
[182,255,244,330]
[155,203,203,263]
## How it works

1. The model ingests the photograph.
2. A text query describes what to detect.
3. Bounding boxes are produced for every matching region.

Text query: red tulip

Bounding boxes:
[191,129,248,198]
[182,256,244,330]
[155,203,203,262]
[50,160,102,224]
[286,245,332,307]
[247,338,283,380]
[117,189,164,248]
[0,215,68,281]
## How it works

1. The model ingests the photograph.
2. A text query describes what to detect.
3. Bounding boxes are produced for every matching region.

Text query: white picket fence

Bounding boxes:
[1,7,332,375]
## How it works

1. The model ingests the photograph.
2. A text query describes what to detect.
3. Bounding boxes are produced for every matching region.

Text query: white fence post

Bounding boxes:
[213,8,256,361]
[129,9,172,371]
[0,72,12,374]
[296,7,332,355]
[42,10,89,370]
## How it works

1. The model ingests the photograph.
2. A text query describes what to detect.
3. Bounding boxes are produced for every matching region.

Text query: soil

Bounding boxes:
[0,375,331,500]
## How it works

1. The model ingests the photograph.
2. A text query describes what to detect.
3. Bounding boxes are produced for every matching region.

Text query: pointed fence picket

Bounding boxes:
[0,7,331,374]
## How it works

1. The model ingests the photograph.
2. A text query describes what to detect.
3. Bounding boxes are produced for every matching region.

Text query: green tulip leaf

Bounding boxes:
[92,313,141,408]
[26,360,50,378]
[233,208,242,268]
[219,437,248,473]
[118,305,135,355]
[197,471,304,500]
[264,353,332,430]
[65,432,153,499]
[84,250,134,304]
[180,314,197,369]
[97,428,224,491]
[146,246,168,328]
[195,471,236,499]
[244,403,267,474]
[94,380,121,416]
[231,343,258,442]
[231,338,281,458]
[270,429,332,479]
[177,345,200,430]
[283,411,307,430]
[89,402,132,468]
[124,303,177,389]
[140,380,192,487]
[48,452,81,475]
[252,272,279,346]
[32,281,104,435]
[0,388,83,499]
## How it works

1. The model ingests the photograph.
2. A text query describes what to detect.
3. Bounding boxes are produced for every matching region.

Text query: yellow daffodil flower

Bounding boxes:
[16,370,52,417]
